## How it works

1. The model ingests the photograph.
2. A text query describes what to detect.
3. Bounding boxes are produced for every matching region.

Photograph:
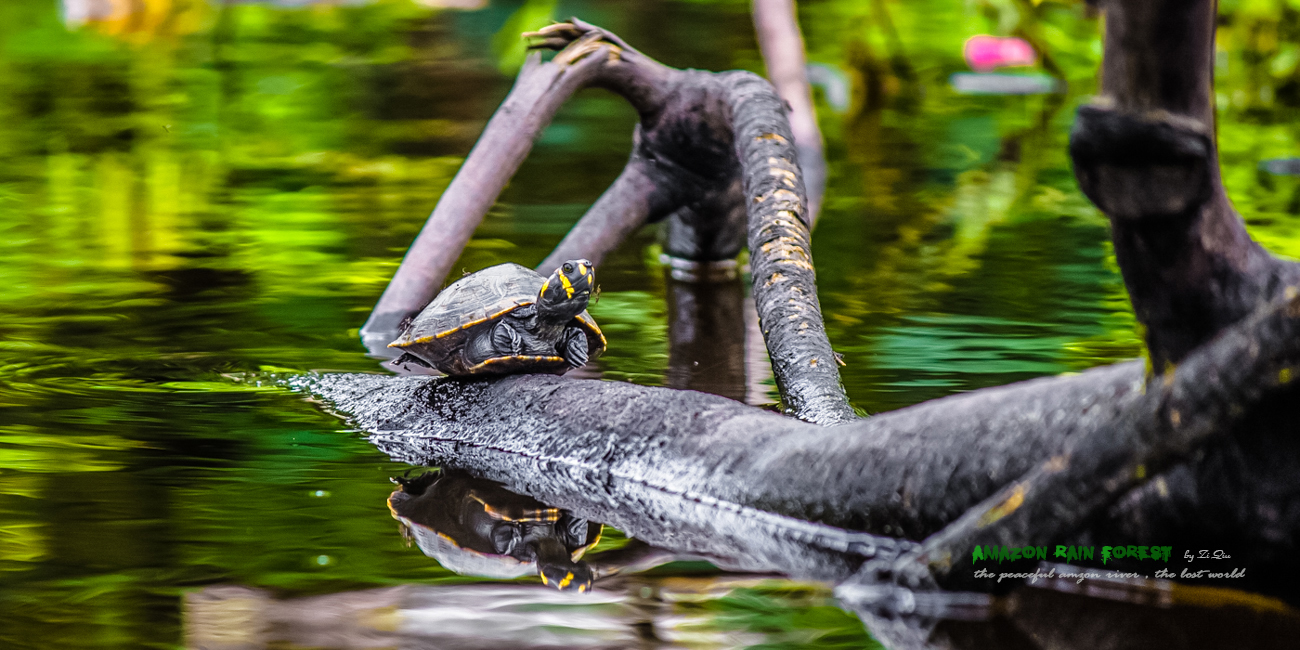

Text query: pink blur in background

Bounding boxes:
[963,35,1037,72]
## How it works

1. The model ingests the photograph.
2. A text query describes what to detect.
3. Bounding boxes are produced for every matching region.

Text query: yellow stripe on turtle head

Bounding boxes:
[577,261,588,277]
[558,572,574,589]
[559,272,574,299]
[540,276,551,298]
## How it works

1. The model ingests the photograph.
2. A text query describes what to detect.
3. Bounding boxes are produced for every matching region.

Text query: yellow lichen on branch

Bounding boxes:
[978,484,1027,528]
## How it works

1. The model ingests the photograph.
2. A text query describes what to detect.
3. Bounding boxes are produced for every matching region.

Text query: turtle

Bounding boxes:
[388,260,605,376]
[387,470,602,592]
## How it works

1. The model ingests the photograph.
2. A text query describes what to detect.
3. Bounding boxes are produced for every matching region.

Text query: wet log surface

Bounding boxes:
[290,364,1136,540]
[291,276,1300,600]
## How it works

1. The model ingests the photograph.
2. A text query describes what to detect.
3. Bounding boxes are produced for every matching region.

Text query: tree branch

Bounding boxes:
[752,0,827,225]
[726,71,854,423]
[363,21,852,422]
[882,0,1300,596]
[335,4,1300,609]
[907,290,1300,586]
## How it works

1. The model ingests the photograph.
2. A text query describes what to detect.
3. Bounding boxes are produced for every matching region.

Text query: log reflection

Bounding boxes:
[847,565,1300,650]
[930,577,1300,650]
[184,470,1300,650]
[663,267,747,402]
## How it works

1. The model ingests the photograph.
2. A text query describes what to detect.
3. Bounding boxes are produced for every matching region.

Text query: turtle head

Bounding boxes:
[538,259,594,319]
[538,558,595,593]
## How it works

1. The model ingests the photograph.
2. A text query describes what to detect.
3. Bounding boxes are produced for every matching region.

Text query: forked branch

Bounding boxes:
[363,20,853,423]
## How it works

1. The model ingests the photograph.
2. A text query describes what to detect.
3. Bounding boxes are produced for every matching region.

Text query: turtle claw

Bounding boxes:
[562,328,588,368]
[390,352,432,369]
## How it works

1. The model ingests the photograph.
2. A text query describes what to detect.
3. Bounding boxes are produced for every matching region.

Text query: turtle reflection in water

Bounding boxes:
[388,470,602,592]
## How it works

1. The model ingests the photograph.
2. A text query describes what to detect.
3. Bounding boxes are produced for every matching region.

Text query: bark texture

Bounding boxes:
[727,70,855,423]
[909,292,1300,590]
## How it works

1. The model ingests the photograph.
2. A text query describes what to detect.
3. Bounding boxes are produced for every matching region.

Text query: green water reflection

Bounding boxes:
[3,0,1300,647]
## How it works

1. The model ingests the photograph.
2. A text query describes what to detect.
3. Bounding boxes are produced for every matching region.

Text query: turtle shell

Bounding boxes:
[388,263,605,376]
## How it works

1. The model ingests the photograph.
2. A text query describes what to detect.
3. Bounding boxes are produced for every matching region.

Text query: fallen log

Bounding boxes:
[292,276,1300,599]
[902,291,1300,592]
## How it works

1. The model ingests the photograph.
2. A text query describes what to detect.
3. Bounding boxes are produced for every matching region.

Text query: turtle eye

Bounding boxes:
[562,263,574,273]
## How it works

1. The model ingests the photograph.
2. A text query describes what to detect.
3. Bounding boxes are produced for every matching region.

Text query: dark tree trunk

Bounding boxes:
[1071,0,1300,370]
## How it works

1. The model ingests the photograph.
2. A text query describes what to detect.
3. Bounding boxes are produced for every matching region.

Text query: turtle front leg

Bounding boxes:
[560,327,588,369]
[490,320,525,356]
